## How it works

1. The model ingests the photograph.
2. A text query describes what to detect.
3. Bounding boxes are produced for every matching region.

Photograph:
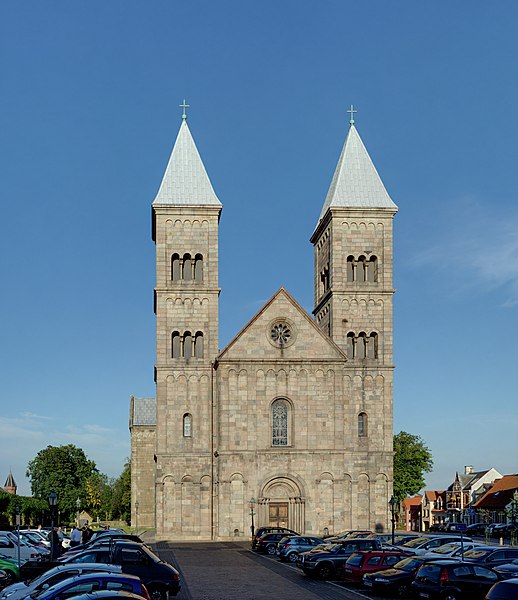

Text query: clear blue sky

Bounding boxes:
[1,1,517,497]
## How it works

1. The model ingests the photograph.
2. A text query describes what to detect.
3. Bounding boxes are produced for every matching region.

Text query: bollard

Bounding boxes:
[500,537,503,546]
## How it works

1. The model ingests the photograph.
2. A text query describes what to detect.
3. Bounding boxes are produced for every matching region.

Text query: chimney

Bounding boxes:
[464,465,474,475]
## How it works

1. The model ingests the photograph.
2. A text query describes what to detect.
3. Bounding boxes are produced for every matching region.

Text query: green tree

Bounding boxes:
[85,472,112,521]
[26,444,98,523]
[393,431,433,503]
[111,460,131,523]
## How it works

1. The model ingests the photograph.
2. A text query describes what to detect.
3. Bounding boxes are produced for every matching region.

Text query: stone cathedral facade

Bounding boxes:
[130,112,398,540]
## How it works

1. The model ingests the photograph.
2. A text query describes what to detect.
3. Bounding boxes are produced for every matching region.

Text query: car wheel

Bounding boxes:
[317,563,334,579]
[288,552,298,563]
[267,544,276,555]
[147,584,167,600]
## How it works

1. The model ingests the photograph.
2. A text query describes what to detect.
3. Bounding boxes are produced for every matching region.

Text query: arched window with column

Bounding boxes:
[358,412,368,437]
[367,332,378,359]
[346,256,355,282]
[346,332,355,359]
[182,253,192,280]
[194,331,204,358]
[357,256,366,282]
[357,332,367,359]
[171,254,180,281]
[367,255,378,282]
[183,331,192,359]
[172,331,181,358]
[194,254,203,282]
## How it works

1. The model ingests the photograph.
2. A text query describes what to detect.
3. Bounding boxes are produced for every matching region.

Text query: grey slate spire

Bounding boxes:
[317,123,397,223]
[152,119,221,207]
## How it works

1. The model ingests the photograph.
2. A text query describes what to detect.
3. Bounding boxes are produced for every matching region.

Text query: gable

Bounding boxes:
[217,288,346,363]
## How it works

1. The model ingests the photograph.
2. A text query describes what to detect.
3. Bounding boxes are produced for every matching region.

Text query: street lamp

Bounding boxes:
[389,495,397,545]
[48,491,58,559]
[249,498,256,538]
[76,497,81,528]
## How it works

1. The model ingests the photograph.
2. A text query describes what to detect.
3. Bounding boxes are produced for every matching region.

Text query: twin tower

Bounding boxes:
[130,110,398,540]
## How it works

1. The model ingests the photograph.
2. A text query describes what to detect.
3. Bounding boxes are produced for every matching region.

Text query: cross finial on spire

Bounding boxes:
[347,104,357,126]
[179,99,190,121]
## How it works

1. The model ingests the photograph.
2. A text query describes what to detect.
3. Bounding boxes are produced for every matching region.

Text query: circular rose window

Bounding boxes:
[268,319,296,348]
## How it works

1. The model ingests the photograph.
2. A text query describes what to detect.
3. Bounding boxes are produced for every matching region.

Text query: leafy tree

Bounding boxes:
[26,444,98,523]
[85,472,112,521]
[393,431,433,503]
[111,460,131,523]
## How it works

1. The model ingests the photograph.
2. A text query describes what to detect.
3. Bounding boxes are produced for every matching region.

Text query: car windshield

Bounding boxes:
[394,557,425,571]
[464,549,490,559]
[431,544,458,554]
[400,537,428,548]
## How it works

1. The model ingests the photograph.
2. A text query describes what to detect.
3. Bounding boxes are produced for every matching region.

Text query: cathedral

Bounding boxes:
[130,107,397,540]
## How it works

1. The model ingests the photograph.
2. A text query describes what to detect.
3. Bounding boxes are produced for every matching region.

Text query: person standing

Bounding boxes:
[70,526,81,548]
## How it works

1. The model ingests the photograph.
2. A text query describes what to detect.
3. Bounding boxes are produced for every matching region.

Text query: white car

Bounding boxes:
[396,535,473,555]
[424,541,477,558]
[0,532,49,563]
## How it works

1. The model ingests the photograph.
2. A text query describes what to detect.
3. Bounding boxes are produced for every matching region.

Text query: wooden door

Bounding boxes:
[269,502,288,527]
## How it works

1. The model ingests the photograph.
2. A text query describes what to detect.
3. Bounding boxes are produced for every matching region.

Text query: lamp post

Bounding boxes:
[48,491,58,559]
[135,501,139,535]
[389,496,397,545]
[249,497,256,538]
[76,497,81,528]
[15,505,20,569]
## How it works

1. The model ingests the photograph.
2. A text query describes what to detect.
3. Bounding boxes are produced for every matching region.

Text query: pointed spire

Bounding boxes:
[317,118,397,223]
[4,470,16,492]
[152,117,221,207]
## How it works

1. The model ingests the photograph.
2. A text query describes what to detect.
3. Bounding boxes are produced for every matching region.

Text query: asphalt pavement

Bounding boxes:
[153,540,385,600]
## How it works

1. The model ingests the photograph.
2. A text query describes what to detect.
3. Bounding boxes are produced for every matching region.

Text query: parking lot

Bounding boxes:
[154,541,394,600]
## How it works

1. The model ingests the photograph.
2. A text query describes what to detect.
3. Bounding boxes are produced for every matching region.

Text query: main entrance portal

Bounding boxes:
[259,476,305,533]
[269,502,288,527]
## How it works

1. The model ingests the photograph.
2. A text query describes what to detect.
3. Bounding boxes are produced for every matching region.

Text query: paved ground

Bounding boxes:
[153,541,381,600]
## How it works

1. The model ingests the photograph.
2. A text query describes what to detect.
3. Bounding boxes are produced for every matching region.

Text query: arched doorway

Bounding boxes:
[258,476,305,533]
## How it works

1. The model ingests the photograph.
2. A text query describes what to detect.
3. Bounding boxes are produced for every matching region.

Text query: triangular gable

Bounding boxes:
[217,288,347,363]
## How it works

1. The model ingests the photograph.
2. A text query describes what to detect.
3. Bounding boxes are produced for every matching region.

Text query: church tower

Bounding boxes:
[151,111,222,537]
[311,110,397,528]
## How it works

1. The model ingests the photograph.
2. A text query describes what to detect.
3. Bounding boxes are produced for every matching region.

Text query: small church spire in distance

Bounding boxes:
[347,104,357,126]
[179,99,190,121]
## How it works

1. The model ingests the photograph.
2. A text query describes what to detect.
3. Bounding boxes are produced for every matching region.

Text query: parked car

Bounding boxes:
[251,527,298,550]
[0,563,123,600]
[0,532,49,563]
[67,592,147,600]
[329,530,372,541]
[21,541,181,599]
[324,530,371,540]
[396,535,473,555]
[342,550,410,583]
[297,538,382,580]
[32,572,149,600]
[253,533,295,555]
[89,529,126,543]
[485,578,518,599]
[61,535,144,558]
[424,541,477,559]
[0,557,19,587]
[19,531,51,549]
[467,523,488,537]
[463,547,518,568]
[411,559,503,599]
[493,559,518,579]
[276,536,324,562]
[363,555,446,597]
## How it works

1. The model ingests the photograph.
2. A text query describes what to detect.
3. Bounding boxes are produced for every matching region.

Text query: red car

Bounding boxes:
[342,550,410,582]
